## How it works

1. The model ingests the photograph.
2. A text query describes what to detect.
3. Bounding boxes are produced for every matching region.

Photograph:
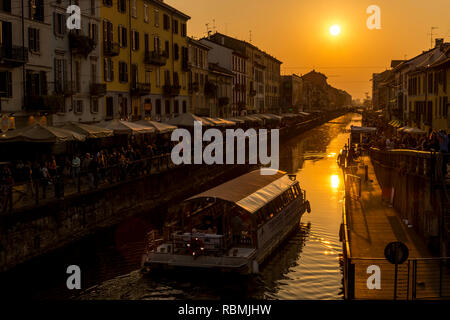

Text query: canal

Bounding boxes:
[2,113,361,300]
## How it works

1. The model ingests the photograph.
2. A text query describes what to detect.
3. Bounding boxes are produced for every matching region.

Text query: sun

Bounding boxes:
[330,24,341,36]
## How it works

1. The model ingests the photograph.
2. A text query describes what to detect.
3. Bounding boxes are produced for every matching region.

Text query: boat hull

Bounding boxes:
[142,198,310,275]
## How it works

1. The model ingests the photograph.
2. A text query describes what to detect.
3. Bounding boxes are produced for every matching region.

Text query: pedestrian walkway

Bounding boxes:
[343,155,441,300]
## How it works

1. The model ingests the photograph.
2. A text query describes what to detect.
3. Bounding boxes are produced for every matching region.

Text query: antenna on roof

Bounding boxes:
[205,23,210,37]
[212,19,216,33]
[249,30,252,43]
[428,26,438,49]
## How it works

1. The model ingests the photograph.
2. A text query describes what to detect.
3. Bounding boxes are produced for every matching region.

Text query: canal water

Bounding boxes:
[2,113,361,300]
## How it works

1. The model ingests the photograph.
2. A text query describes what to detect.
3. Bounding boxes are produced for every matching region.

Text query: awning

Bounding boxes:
[350,126,377,133]
[0,123,86,143]
[226,117,245,124]
[98,119,156,135]
[166,113,213,127]
[388,120,401,128]
[242,115,264,124]
[135,120,177,134]
[403,127,426,134]
[59,122,114,139]
[203,117,228,127]
[187,169,296,214]
[215,118,237,126]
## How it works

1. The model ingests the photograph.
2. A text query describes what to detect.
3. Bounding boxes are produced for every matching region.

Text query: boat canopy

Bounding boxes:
[187,169,297,214]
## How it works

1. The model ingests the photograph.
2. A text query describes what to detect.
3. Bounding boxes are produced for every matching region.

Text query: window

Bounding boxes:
[104,58,114,82]
[0,71,12,98]
[163,14,170,30]
[75,61,81,92]
[144,4,149,23]
[155,99,161,114]
[154,10,159,27]
[118,0,126,13]
[103,0,112,7]
[29,0,44,22]
[145,70,151,84]
[173,43,179,60]
[106,96,114,118]
[131,0,137,18]
[28,28,40,52]
[131,30,139,50]
[25,70,47,97]
[90,63,97,83]
[74,100,83,114]
[91,98,99,113]
[164,40,169,56]
[164,70,170,85]
[119,61,128,83]
[156,67,160,87]
[172,19,178,34]
[154,36,160,52]
[103,20,113,44]
[54,13,65,36]
[182,101,187,113]
[174,100,179,114]
[165,100,170,114]
[0,0,12,13]
[181,23,186,37]
[89,23,98,43]
[54,58,67,93]
[90,0,95,15]
[118,25,127,47]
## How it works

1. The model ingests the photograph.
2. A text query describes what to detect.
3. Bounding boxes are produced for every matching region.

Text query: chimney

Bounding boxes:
[435,38,444,48]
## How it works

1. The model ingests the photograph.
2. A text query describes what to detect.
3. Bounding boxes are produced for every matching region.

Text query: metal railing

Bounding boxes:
[0,153,176,214]
[345,257,450,300]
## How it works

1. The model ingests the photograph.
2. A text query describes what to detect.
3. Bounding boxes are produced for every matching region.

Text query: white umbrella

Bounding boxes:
[135,120,177,134]
[98,119,155,135]
[0,123,86,143]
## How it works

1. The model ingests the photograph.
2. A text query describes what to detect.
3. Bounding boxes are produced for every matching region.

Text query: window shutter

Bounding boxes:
[36,29,40,51]
[110,60,114,81]
[104,58,108,81]
[7,72,12,97]
[135,32,139,50]
[118,25,121,45]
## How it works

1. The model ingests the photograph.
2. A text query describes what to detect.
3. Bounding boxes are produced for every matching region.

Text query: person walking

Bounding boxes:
[71,154,81,186]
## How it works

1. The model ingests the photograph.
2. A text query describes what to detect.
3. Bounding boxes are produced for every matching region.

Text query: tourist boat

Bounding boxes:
[141,169,311,275]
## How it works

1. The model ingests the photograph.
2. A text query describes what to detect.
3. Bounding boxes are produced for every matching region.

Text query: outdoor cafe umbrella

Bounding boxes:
[59,122,114,139]
[166,113,213,127]
[98,119,155,135]
[135,120,177,134]
[0,123,86,143]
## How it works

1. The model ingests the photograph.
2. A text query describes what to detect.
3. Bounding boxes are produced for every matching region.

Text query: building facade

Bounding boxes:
[100,0,190,122]
[206,62,233,118]
[281,74,303,113]
[187,37,209,115]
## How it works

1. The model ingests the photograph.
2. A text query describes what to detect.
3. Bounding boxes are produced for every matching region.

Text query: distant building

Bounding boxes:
[187,38,210,116]
[281,74,303,113]
[205,63,233,118]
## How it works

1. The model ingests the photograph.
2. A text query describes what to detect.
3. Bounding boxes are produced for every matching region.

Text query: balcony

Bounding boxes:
[0,45,28,67]
[204,81,218,98]
[218,97,230,107]
[69,33,96,57]
[24,94,65,113]
[52,81,76,96]
[163,84,181,97]
[249,89,257,97]
[144,50,168,66]
[90,83,107,96]
[188,82,199,93]
[131,82,151,96]
[103,42,120,57]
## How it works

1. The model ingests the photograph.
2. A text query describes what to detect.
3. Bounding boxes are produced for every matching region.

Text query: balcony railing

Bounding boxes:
[188,82,199,93]
[131,82,151,96]
[90,83,107,96]
[218,97,230,107]
[0,45,28,67]
[52,81,76,96]
[103,42,120,57]
[163,84,181,97]
[24,94,65,113]
[144,50,168,66]
[69,33,96,57]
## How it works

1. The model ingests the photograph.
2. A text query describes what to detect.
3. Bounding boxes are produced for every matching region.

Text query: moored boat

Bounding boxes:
[141,169,311,275]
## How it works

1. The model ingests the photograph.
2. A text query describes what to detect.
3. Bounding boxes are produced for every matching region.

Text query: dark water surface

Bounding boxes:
[2,113,361,300]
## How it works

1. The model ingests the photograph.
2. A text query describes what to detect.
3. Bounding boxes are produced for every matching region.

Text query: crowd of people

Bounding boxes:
[0,138,175,212]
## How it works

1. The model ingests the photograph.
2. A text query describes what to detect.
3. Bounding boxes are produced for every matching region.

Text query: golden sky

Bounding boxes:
[166,0,450,100]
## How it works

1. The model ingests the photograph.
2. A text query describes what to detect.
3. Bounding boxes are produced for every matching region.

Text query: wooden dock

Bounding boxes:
[342,155,450,300]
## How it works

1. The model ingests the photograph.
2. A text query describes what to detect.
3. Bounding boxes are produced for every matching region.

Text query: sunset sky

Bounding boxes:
[166,0,450,100]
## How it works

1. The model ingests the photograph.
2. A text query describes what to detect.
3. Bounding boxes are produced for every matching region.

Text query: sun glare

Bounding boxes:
[329,24,341,36]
